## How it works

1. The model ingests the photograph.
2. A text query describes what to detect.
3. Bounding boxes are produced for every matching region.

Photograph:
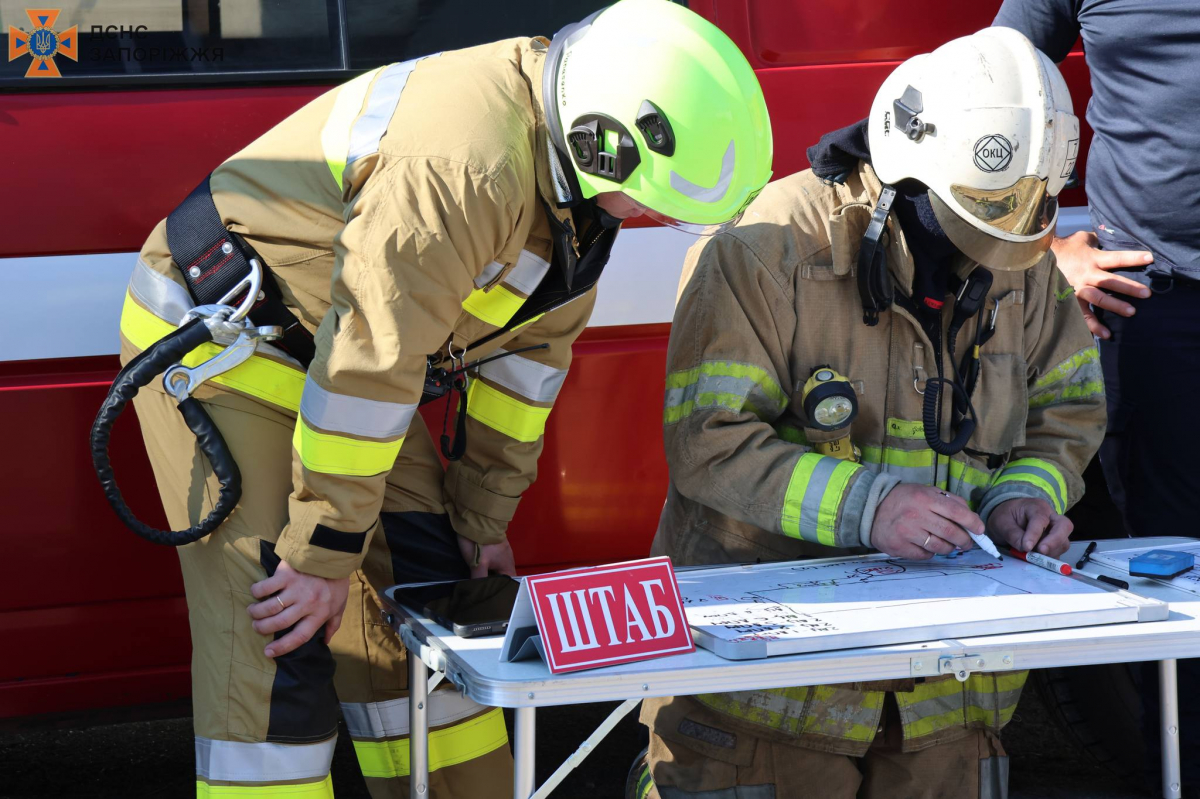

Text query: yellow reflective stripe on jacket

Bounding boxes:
[1029,346,1104,409]
[992,458,1068,514]
[351,708,508,778]
[697,686,882,742]
[197,775,333,798]
[781,453,862,546]
[801,685,883,742]
[664,361,788,424]
[462,284,525,327]
[119,292,305,411]
[859,445,994,498]
[293,417,403,477]
[1033,346,1100,390]
[465,380,551,442]
[774,422,808,445]
[895,671,1027,740]
[320,68,380,192]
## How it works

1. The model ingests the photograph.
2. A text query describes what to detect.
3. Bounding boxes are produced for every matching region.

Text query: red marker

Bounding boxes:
[1009,548,1072,575]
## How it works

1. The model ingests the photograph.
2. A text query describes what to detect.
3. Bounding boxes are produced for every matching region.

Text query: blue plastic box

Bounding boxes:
[1129,550,1195,579]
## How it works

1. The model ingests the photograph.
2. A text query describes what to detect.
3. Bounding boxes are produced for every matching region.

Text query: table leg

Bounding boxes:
[410,653,429,799]
[513,707,536,798]
[1160,659,1181,799]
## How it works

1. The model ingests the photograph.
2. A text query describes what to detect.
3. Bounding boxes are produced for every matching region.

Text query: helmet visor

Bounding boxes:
[948,176,1058,238]
[636,203,744,237]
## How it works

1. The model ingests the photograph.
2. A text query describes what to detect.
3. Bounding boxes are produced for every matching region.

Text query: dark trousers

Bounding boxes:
[1096,277,1200,789]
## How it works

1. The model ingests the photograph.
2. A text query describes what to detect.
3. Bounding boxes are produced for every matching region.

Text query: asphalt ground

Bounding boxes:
[0,683,1154,799]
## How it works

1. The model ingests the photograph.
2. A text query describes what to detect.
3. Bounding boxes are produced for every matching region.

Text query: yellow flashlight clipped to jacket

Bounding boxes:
[801,366,860,463]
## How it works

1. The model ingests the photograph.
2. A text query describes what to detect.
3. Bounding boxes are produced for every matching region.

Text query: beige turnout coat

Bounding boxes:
[644,161,1105,756]
[121,38,605,579]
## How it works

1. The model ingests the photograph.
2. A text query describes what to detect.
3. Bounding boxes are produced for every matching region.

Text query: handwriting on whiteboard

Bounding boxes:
[681,551,1030,645]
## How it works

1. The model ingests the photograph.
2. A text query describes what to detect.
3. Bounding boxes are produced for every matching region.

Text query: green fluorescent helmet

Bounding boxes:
[543,0,773,234]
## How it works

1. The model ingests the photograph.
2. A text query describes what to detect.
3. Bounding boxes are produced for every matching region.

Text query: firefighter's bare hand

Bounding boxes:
[248,560,350,659]
[987,497,1072,558]
[870,484,982,559]
[457,534,517,579]
[1052,231,1152,339]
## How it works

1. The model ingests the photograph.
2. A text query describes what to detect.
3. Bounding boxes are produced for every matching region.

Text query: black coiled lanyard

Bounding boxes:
[922,267,995,457]
[91,305,281,546]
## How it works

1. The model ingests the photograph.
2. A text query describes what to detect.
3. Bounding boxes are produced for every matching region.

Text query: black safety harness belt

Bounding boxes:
[94,182,621,540]
[167,175,316,367]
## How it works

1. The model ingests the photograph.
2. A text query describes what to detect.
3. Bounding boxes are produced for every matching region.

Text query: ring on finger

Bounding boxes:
[275,596,287,612]
[923,533,932,550]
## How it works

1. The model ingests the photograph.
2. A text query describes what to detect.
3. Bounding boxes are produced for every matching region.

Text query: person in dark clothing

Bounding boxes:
[995,2,1200,793]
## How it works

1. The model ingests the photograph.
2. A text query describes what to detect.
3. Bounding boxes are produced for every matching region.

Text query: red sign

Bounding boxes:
[525,556,694,673]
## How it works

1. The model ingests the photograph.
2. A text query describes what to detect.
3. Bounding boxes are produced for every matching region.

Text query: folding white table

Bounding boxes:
[383,537,1200,799]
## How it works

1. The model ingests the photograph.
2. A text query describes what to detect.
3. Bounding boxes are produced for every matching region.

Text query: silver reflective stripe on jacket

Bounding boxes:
[129,258,193,325]
[194,736,336,782]
[346,55,438,164]
[478,349,568,404]
[474,260,506,289]
[504,249,551,295]
[299,377,417,439]
[128,258,304,368]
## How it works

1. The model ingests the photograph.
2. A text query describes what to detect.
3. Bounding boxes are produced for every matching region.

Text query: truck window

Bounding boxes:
[1,0,617,87]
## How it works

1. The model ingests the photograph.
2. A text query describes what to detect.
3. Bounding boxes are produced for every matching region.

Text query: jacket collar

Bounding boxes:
[829,161,976,296]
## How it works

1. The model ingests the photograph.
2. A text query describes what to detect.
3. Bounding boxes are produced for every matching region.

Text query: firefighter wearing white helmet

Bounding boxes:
[106,1,773,798]
[870,25,1080,271]
[635,27,1103,799]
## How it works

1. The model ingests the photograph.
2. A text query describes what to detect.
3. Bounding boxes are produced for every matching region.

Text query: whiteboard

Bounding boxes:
[679,549,1169,660]
[1092,542,1200,596]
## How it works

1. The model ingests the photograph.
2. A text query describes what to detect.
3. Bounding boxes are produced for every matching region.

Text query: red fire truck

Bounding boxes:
[3,0,1131,778]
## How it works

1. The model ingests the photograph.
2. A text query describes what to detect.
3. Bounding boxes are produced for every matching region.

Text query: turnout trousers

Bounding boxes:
[638,694,1008,799]
[131,381,512,798]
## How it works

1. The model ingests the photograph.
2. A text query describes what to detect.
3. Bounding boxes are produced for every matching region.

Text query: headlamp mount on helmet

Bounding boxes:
[893,86,935,142]
[564,100,678,183]
[567,114,640,182]
[635,100,675,156]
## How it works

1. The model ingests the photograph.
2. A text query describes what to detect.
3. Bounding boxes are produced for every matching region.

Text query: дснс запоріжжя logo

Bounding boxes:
[8,9,77,78]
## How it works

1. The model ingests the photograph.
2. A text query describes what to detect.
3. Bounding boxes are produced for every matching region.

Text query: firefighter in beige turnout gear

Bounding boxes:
[118,1,772,797]
[638,29,1104,799]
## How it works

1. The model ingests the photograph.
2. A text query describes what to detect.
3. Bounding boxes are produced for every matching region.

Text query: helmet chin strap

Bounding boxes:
[856,185,897,326]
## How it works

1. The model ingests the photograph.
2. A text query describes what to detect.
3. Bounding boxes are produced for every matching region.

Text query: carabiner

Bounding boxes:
[163,314,282,400]
[216,257,265,324]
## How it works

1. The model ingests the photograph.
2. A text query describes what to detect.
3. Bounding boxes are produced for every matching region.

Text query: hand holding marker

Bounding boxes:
[1009,547,1072,575]
[966,528,1002,560]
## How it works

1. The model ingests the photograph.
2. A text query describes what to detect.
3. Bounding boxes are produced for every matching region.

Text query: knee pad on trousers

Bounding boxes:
[260,540,340,742]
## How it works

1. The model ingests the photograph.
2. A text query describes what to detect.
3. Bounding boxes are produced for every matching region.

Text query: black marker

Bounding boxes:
[1075,541,1098,570]
[1097,574,1129,590]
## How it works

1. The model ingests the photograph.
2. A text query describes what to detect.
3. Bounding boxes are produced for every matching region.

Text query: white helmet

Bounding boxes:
[868,27,1079,270]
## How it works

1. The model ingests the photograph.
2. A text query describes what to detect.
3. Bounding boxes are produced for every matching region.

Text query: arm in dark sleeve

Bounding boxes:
[993,0,1081,63]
